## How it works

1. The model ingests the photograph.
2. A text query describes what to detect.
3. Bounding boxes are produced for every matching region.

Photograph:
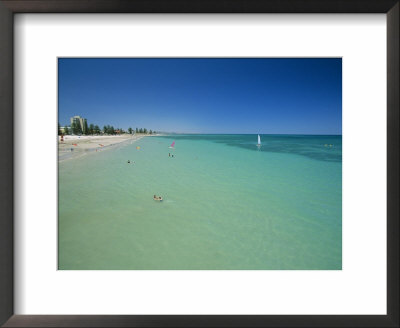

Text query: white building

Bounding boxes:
[70,115,87,134]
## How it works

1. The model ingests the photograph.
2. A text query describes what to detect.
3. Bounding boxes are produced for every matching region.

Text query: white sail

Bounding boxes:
[257,134,261,146]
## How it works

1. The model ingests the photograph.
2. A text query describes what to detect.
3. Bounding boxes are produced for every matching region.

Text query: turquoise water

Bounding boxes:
[58,135,342,270]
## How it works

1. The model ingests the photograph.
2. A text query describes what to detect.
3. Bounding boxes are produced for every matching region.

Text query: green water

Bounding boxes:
[58,135,342,270]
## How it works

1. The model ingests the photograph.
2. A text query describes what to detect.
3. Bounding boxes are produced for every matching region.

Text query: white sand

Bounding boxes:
[58,134,144,161]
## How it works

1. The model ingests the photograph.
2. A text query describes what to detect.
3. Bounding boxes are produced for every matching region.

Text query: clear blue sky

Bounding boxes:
[58,58,342,134]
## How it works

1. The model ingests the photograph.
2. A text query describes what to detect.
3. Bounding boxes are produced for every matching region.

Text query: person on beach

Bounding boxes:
[169,153,170,157]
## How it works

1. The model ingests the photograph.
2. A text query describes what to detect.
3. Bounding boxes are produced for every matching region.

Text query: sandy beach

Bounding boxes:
[58,134,143,161]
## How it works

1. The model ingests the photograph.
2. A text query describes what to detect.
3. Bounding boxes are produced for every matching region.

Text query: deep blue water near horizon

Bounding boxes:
[58,134,342,270]
[160,134,342,162]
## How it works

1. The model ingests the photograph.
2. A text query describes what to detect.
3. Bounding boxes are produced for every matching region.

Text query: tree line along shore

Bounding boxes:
[58,122,156,136]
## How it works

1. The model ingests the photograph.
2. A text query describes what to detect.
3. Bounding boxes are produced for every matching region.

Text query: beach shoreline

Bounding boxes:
[58,134,147,162]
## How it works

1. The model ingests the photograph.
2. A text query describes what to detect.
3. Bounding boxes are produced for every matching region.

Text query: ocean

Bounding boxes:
[58,134,342,270]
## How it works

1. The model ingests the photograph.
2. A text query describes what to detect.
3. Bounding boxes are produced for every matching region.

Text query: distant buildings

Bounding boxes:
[70,115,87,134]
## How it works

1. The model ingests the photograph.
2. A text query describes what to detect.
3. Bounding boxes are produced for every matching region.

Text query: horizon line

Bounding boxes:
[157,132,342,136]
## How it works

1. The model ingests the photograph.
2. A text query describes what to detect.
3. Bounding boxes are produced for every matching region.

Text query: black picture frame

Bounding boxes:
[0,1,398,327]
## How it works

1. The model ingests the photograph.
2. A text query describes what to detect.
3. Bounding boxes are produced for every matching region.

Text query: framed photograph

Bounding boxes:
[0,1,398,327]
[57,57,343,271]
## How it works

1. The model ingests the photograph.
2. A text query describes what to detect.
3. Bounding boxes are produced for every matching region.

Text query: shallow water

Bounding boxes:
[58,134,342,270]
